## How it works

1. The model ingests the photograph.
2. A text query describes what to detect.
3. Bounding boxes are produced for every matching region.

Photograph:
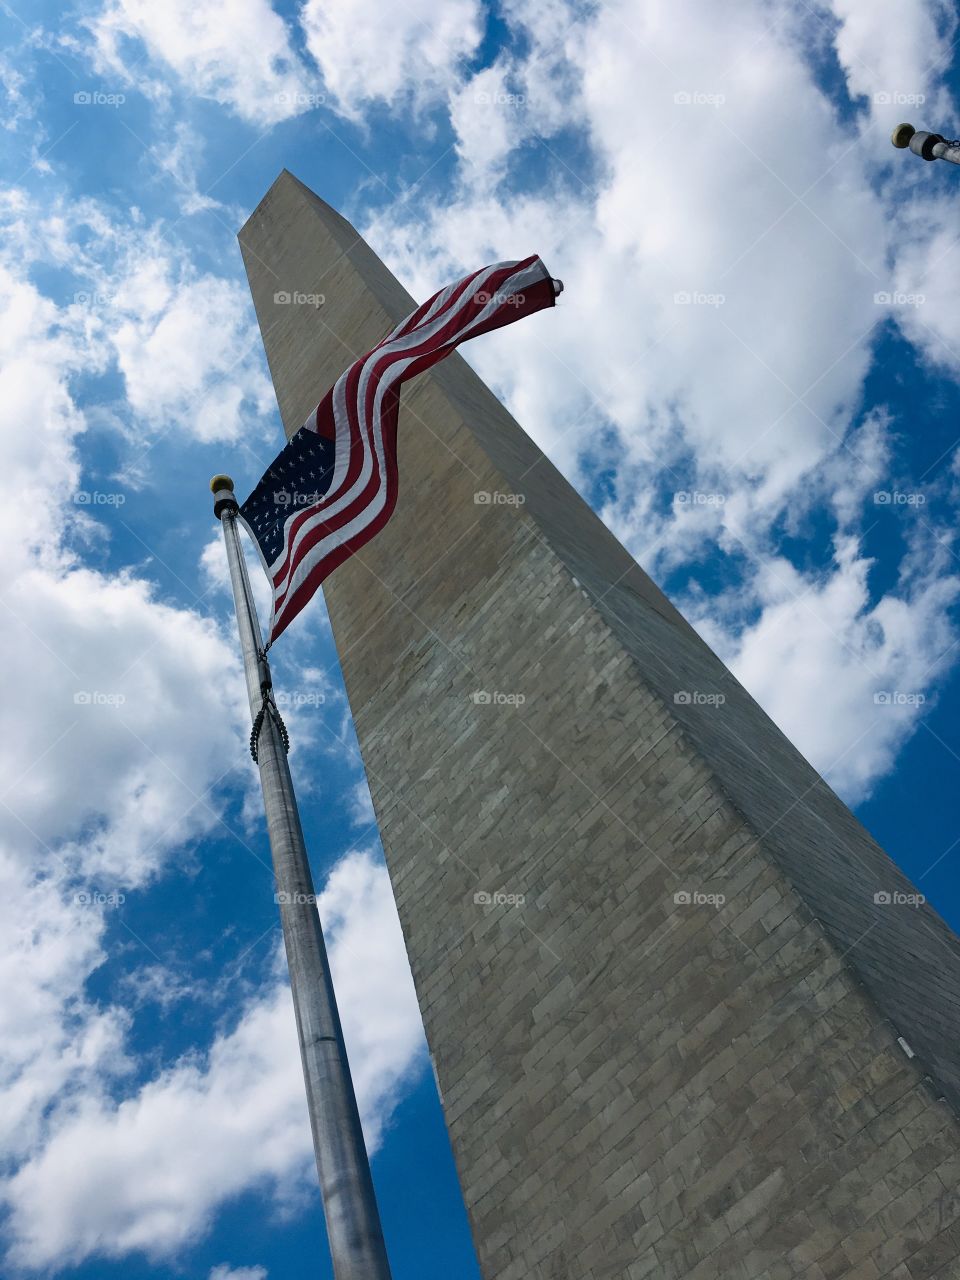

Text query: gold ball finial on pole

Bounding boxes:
[210,474,238,519]
[891,123,916,149]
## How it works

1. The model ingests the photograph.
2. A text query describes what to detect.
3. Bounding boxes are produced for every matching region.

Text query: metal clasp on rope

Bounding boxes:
[249,646,290,763]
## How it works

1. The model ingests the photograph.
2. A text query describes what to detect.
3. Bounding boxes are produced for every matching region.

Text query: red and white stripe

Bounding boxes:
[264,255,558,642]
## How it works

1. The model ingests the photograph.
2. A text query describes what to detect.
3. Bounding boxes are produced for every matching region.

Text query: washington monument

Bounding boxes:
[237,170,960,1280]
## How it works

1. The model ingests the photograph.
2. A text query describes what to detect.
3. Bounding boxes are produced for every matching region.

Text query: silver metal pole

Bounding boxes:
[892,122,960,166]
[210,474,392,1280]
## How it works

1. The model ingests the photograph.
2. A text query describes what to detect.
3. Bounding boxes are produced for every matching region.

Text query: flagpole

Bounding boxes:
[891,122,960,166]
[211,475,393,1280]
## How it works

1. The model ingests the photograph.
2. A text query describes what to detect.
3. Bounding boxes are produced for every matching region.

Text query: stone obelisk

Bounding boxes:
[239,171,960,1280]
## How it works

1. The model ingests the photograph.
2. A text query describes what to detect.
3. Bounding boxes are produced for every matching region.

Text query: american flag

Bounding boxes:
[240,255,561,644]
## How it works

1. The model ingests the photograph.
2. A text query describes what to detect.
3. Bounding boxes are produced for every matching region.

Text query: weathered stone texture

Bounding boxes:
[240,171,960,1279]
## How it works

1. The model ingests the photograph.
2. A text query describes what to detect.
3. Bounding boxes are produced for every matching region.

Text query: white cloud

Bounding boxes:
[0,190,277,450]
[109,269,276,445]
[0,853,130,1164]
[448,63,521,183]
[209,1266,268,1280]
[824,0,957,120]
[0,245,250,882]
[347,779,376,828]
[370,1,893,506]
[363,0,960,800]
[79,0,485,126]
[317,850,424,1130]
[887,194,960,377]
[691,531,958,802]
[117,962,206,1013]
[817,410,891,529]
[4,851,424,1270]
[0,196,264,1238]
[149,120,224,217]
[83,0,315,126]
[299,0,483,118]
[3,565,248,881]
[0,52,37,136]
[5,979,311,1267]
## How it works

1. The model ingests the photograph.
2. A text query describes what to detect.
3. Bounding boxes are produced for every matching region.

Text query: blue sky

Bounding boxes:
[2,0,960,1277]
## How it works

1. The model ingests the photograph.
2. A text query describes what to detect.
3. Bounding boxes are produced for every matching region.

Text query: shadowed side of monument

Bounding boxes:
[239,170,960,1280]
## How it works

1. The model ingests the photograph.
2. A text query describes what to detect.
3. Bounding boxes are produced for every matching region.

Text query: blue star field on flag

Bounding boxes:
[240,428,336,567]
